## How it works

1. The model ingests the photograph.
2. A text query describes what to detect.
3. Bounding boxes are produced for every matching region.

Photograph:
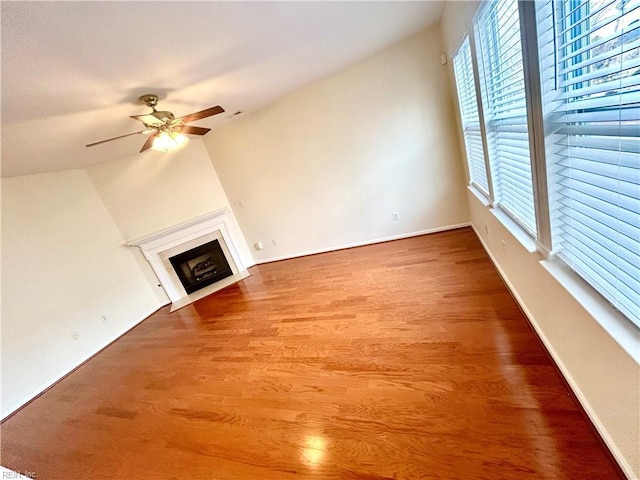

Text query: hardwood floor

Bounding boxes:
[1,228,624,479]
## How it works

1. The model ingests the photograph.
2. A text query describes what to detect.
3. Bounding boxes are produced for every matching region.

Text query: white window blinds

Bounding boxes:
[474,0,538,235]
[537,0,640,325]
[453,37,490,195]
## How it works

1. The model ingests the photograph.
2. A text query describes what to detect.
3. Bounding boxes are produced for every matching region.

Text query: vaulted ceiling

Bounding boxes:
[1,1,445,178]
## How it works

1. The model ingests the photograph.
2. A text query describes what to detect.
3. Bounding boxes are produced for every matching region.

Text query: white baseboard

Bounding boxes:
[1,302,167,421]
[471,225,637,480]
[255,222,472,264]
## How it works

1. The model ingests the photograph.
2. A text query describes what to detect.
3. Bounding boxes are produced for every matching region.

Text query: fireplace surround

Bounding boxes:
[127,208,249,310]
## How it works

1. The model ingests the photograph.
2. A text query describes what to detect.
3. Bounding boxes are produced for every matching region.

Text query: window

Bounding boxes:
[474,0,538,236]
[452,0,640,328]
[536,0,640,326]
[453,37,490,195]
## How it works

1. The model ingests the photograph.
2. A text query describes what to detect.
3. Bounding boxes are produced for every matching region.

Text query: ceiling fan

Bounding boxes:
[86,94,225,153]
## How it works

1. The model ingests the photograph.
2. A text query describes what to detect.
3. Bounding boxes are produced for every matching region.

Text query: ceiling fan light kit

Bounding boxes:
[151,131,189,152]
[86,94,224,153]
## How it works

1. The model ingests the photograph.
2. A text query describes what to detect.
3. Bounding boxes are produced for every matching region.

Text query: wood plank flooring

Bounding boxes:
[0,228,624,479]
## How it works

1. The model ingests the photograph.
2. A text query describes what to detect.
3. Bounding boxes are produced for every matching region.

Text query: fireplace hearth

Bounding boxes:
[169,239,232,294]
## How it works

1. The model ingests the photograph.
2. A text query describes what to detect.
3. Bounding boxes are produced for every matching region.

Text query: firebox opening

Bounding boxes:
[168,239,233,295]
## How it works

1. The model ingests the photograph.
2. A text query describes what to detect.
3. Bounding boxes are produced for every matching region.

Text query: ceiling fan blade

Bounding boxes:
[130,114,165,127]
[86,130,146,147]
[140,133,158,153]
[178,125,211,136]
[177,106,224,123]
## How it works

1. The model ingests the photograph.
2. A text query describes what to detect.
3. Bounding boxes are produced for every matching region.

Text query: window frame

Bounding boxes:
[452,35,493,198]
[452,0,640,332]
[534,0,640,327]
[473,0,541,238]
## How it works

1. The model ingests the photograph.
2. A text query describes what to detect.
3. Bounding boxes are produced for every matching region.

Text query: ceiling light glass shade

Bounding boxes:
[151,131,189,152]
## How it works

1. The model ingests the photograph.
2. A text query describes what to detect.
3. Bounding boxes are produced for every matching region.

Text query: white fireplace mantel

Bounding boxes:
[127,208,249,310]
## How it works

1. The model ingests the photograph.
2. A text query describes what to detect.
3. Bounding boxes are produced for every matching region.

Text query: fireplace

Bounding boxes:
[169,239,232,294]
[127,208,250,310]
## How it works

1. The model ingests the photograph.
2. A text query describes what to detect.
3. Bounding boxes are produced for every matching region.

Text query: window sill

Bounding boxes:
[490,207,537,253]
[541,258,640,364]
[467,184,491,207]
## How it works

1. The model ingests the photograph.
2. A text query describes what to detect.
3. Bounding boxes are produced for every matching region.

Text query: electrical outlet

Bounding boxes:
[71,331,79,341]
[392,212,400,221]
[272,239,278,246]
[484,224,489,234]
[100,315,108,324]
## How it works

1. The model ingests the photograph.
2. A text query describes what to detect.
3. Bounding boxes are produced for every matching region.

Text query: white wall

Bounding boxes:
[204,26,470,262]
[440,3,640,478]
[1,170,160,417]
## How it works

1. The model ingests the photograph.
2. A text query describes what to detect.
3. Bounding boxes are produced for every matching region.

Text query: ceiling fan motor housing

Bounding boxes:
[152,111,176,123]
